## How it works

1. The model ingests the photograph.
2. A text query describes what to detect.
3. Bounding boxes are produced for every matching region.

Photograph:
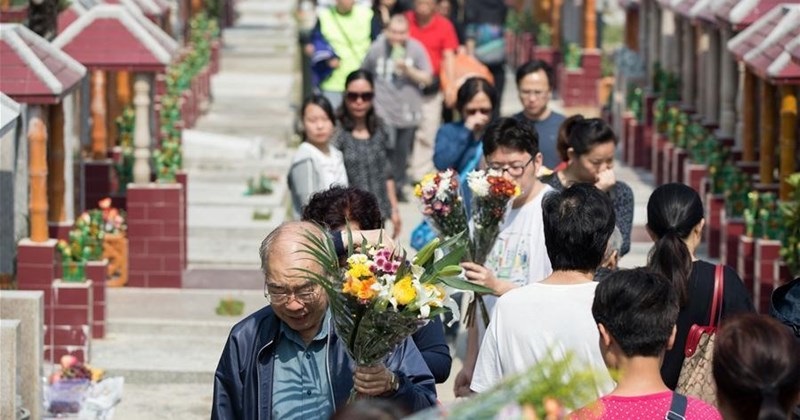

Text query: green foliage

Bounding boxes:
[412,351,600,419]
[114,106,135,194]
[626,84,643,122]
[780,173,800,277]
[653,97,668,133]
[723,168,751,218]
[215,298,244,316]
[506,9,535,34]
[155,12,220,181]
[153,137,182,183]
[564,43,582,70]
[652,62,681,101]
[536,23,552,47]
[56,211,108,281]
[245,173,275,196]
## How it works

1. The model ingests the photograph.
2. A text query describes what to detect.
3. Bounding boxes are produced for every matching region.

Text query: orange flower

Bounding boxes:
[343,274,378,301]
[98,198,112,210]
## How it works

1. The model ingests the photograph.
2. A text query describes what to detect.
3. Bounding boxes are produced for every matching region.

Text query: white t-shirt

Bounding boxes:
[289,143,349,217]
[480,184,554,321]
[470,281,614,401]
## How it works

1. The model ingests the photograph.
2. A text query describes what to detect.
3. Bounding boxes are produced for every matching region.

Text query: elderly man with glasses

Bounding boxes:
[453,117,554,398]
[212,221,437,420]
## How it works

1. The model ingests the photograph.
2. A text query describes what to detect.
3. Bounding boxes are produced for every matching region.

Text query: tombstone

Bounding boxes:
[0,319,20,419]
[0,290,44,420]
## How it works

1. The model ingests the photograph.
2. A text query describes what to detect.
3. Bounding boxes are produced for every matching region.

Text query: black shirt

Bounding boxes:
[661,260,755,389]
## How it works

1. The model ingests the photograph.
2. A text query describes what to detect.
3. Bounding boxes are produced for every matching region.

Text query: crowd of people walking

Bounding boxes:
[214,0,800,418]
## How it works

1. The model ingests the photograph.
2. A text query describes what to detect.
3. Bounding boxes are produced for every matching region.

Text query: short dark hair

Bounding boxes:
[301,94,336,139]
[515,59,555,90]
[301,186,382,230]
[455,77,497,115]
[592,268,679,357]
[482,117,540,158]
[557,115,617,161]
[338,69,380,136]
[542,183,615,271]
[713,313,800,420]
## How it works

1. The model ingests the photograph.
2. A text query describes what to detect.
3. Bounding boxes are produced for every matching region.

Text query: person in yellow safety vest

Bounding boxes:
[307,0,375,108]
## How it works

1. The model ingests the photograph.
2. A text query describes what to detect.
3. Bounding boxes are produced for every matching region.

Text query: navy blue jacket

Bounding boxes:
[212,305,438,419]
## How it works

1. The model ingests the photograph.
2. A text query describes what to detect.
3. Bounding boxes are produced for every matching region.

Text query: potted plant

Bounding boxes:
[779,173,800,280]
[56,213,105,282]
[532,23,555,66]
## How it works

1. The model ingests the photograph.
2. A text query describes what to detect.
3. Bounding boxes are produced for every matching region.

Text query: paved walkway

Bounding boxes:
[93,1,659,417]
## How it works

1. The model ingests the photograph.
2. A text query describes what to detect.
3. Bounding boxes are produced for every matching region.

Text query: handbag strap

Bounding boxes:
[708,264,725,328]
[665,392,687,420]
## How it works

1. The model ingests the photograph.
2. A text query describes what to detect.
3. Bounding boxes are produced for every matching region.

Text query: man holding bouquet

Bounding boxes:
[212,221,437,419]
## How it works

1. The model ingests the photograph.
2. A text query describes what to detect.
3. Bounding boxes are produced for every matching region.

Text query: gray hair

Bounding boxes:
[258,221,324,276]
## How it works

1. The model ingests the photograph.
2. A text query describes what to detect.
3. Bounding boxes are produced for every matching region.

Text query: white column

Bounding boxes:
[660,9,676,73]
[132,75,151,184]
[719,27,737,139]
[62,93,77,221]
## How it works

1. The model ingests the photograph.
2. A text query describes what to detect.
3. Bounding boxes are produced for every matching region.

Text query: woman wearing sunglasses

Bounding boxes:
[433,77,497,177]
[334,70,402,238]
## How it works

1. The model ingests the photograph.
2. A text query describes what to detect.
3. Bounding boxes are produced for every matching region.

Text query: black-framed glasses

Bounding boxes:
[487,156,534,177]
[345,91,375,102]
[264,283,320,305]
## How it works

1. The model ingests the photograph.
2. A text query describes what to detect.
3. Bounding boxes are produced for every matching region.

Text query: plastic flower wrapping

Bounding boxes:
[463,169,521,327]
[298,230,492,377]
[407,352,600,420]
[414,169,469,238]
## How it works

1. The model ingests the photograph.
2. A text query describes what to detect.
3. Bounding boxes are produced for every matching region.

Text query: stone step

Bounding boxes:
[188,235,271,266]
[91,334,222,384]
[187,182,287,206]
[106,318,242,337]
[210,74,295,99]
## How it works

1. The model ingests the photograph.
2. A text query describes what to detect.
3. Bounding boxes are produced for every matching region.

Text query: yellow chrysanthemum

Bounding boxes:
[514,185,522,197]
[392,276,416,305]
[414,183,423,197]
[347,263,373,280]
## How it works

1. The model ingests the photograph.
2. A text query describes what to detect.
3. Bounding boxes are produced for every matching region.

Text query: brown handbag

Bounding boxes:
[676,264,724,406]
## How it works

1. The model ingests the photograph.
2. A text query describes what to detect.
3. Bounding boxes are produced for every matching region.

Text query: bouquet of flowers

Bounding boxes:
[97,198,127,235]
[46,355,104,415]
[414,169,469,239]
[299,230,492,396]
[463,169,520,327]
[407,351,599,420]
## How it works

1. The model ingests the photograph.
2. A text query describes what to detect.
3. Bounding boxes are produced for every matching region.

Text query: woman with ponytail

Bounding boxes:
[540,115,634,256]
[645,183,754,389]
[713,313,800,420]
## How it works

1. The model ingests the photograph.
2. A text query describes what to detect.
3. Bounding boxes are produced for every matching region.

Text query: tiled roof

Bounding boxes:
[789,36,800,62]
[716,0,789,31]
[0,92,21,137]
[58,2,89,34]
[689,0,717,23]
[672,0,701,17]
[728,4,800,83]
[52,4,177,72]
[107,0,169,18]
[0,24,87,104]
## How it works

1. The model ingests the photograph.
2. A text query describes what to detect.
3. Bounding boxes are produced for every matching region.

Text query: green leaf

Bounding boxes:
[439,275,493,294]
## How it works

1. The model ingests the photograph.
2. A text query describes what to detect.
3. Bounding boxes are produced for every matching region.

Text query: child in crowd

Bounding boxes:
[571,268,721,419]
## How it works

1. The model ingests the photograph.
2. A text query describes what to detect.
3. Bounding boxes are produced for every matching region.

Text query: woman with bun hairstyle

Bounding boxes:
[645,182,754,389]
[714,313,800,420]
[539,115,633,256]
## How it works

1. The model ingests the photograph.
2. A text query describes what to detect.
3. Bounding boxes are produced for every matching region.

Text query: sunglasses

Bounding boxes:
[345,91,375,102]
[464,108,491,116]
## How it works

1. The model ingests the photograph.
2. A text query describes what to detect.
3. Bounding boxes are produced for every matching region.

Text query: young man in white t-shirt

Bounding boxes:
[453,117,554,397]
[470,183,617,401]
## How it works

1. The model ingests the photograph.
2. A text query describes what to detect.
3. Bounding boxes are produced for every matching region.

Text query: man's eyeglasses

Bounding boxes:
[345,91,375,102]
[264,284,319,305]
[464,107,491,116]
[487,157,534,177]
[519,89,549,99]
